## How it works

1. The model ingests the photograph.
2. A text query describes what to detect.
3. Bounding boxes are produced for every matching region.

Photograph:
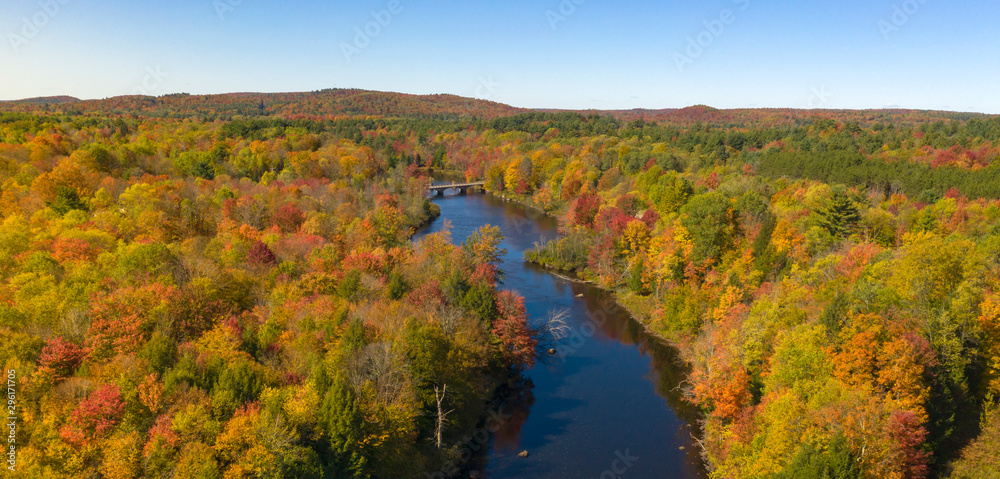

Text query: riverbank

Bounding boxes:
[490,191,558,220]
[420,191,708,478]
[487,191,710,471]
[486,191,693,351]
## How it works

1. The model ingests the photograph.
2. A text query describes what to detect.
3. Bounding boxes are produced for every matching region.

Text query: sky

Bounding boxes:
[1,0,998,113]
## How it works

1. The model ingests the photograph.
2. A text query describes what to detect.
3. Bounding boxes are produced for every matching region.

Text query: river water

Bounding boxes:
[414,191,707,479]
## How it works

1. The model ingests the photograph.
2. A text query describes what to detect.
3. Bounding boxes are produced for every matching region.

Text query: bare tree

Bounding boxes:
[434,384,454,449]
[436,305,465,337]
[347,342,411,407]
[535,308,572,351]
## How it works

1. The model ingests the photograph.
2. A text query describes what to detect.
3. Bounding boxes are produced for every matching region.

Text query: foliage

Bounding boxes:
[4,92,1000,478]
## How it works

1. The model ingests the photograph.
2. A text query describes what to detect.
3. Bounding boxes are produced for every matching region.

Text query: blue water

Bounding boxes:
[415,192,706,479]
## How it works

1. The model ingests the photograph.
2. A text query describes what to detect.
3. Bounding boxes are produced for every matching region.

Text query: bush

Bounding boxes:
[770,434,861,479]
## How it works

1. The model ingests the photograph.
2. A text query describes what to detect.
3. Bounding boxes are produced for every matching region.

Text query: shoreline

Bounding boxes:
[434,187,711,476]
[489,189,709,469]
[487,190,687,352]
[490,191,558,220]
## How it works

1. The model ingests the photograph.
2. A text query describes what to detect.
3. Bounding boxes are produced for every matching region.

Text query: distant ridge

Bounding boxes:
[0,89,525,120]
[2,95,80,104]
[0,89,990,127]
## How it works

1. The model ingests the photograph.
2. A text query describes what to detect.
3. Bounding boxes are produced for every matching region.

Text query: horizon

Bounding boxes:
[1,1,998,113]
[3,89,995,117]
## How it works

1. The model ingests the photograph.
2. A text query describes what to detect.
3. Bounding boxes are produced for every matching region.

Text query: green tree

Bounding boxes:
[817,188,861,238]
[679,192,737,269]
[770,434,862,479]
[50,186,87,215]
[320,379,370,478]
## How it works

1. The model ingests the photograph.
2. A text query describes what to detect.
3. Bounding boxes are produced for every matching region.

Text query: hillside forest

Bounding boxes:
[2,91,1000,478]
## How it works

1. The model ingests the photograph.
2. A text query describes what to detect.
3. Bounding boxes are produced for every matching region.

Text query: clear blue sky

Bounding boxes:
[1,0,997,113]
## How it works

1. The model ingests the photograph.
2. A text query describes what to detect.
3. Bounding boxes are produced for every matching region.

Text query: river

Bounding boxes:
[414,191,707,479]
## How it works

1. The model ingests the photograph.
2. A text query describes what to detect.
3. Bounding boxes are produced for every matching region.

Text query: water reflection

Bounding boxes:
[415,193,706,479]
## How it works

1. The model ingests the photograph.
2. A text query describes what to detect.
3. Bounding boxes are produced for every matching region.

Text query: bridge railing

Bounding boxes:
[427,182,486,196]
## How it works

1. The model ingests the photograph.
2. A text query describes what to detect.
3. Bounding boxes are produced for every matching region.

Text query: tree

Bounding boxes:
[273,203,306,233]
[215,404,322,478]
[770,434,862,479]
[87,284,177,359]
[433,384,453,449]
[461,284,498,324]
[100,430,142,479]
[887,410,930,479]
[571,193,602,230]
[50,185,87,215]
[321,379,370,478]
[949,410,1000,478]
[462,225,507,284]
[492,290,537,369]
[60,384,126,447]
[172,442,222,479]
[817,188,861,238]
[386,272,408,300]
[248,240,278,266]
[37,337,86,380]
[679,192,737,269]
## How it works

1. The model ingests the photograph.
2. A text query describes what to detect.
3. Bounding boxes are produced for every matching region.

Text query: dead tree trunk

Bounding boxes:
[434,384,453,449]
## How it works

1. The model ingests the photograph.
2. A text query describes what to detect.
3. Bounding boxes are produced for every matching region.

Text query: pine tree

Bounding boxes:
[321,379,370,478]
[817,189,861,238]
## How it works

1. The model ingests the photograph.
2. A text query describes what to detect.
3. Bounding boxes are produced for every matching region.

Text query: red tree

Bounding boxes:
[273,203,305,233]
[571,193,602,230]
[248,240,277,266]
[493,290,537,368]
[87,284,177,359]
[37,337,87,380]
[60,384,126,446]
[889,410,931,479]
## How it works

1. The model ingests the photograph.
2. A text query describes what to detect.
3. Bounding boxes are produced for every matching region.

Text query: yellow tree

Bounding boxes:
[978,293,1000,396]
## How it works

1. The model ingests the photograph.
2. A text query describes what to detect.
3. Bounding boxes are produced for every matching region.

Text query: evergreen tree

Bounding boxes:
[771,434,861,479]
[321,379,370,478]
[817,189,861,238]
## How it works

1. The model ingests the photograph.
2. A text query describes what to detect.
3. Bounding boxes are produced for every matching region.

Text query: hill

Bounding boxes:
[0,89,987,128]
[0,89,525,120]
[1,95,80,105]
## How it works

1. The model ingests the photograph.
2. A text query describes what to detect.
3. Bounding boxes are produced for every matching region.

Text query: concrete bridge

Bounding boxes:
[428,181,486,196]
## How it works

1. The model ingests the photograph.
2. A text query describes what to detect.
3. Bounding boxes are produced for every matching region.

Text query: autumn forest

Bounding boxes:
[3,90,1000,478]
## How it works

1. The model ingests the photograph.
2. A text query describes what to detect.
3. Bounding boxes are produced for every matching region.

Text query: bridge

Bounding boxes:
[428,181,486,196]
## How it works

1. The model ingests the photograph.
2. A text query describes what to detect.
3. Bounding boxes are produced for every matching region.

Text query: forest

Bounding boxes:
[2,90,1000,478]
